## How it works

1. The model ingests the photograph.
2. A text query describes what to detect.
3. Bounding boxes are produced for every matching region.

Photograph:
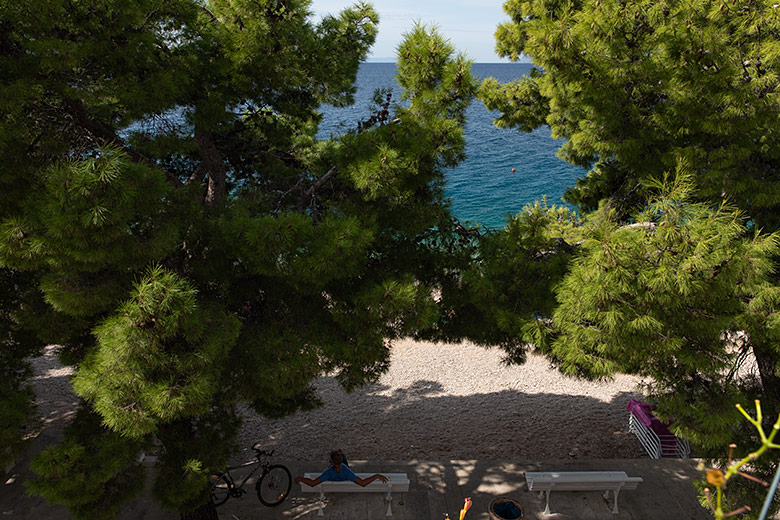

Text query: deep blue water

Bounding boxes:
[318,63,586,230]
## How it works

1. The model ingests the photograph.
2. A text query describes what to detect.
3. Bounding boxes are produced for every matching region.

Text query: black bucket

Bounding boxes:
[488,497,524,520]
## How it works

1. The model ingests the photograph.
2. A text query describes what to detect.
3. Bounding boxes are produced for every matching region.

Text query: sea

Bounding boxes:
[318,63,586,230]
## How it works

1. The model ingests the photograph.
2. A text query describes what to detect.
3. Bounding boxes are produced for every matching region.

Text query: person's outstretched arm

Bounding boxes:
[294,476,322,487]
[354,474,388,487]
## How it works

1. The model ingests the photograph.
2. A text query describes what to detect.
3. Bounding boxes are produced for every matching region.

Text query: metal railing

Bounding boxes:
[628,413,690,459]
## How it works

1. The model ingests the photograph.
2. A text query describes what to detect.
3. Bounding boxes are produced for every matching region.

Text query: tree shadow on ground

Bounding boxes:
[3,349,709,520]
[239,379,645,462]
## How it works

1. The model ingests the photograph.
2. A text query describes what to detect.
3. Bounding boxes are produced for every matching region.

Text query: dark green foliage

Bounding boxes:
[0,148,176,317]
[0,1,476,517]
[0,269,46,467]
[152,408,242,512]
[484,0,780,227]
[397,24,473,125]
[27,407,147,520]
[429,201,580,363]
[482,2,780,514]
[547,173,779,450]
[73,267,240,438]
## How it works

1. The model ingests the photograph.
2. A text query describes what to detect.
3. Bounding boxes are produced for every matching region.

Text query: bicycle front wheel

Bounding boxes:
[210,473,232,506]
[256,464,292,506]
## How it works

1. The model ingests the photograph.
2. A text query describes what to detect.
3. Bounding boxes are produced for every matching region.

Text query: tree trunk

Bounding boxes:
[194,127,225,209]
[180,499,219,520]
[63,97,182,187]
[752,341,780,409]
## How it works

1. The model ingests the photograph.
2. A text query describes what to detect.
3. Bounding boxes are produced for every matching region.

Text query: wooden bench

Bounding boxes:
[525,471,643,515]
[299,472,410,517]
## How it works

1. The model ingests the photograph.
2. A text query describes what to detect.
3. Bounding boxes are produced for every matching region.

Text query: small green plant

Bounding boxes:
[701,401,780,519]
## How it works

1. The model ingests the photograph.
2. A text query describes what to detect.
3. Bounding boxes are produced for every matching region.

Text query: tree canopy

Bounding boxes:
[482,0,780,228]
[546,173,778,450]
[0,0,476,516]
[5,0,780,517]
[480,0,780,423]
[479,1,780,513]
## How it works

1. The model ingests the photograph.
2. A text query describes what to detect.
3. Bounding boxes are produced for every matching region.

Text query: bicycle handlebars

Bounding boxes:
[251,443,274,457]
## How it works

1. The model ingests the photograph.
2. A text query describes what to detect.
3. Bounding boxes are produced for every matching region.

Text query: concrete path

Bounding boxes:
[219,458,712,520]
[2,441,712,520]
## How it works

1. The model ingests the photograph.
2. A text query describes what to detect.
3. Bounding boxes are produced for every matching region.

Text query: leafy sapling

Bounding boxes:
[700,401,780,520]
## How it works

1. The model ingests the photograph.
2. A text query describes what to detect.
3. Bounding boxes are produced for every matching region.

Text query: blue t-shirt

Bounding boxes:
[318,464,357,482]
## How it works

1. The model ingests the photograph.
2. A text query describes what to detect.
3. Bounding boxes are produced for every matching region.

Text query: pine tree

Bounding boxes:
[0,270,44,468]
[475,2,780,514]
[542,172,780,516]
[481,0,780,451]
[547,173,779,449]
[0,1,476,517]
[483,0,780,227]
[424,200,581,364]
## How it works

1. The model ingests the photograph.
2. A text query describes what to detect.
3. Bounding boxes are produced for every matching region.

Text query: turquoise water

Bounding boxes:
[318,63,586,229]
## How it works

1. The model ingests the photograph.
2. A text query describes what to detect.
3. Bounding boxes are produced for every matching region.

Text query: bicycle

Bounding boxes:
[209,444,292,507]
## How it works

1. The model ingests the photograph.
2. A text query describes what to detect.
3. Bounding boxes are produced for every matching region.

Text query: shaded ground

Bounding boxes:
[238,340,645,461]
[2,340,680,520]
[3,456,714,519]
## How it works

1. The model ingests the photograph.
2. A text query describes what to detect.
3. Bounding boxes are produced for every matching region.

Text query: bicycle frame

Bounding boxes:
[221,453,268,493]
[212,446,292,508]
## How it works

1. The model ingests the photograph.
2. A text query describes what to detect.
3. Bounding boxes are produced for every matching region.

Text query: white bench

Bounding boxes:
[525,471,643,515]
[299,472,410,517]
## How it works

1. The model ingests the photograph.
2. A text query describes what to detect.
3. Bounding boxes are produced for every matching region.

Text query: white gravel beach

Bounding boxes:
[30,339,647,462]
[236,339,646,461]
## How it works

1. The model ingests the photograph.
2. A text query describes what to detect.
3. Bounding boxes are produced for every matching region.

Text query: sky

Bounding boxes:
[309,0,519,63]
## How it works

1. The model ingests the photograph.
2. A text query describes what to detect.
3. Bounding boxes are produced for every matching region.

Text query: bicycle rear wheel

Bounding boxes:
[210,473,233,506]
[256,464,292,506]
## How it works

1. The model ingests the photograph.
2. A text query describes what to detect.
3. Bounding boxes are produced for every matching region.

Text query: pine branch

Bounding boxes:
[297,165,337,211]
[186,163,206,186]
[63,97,182,187]
[198,4,219,23]
[274,172,307,214]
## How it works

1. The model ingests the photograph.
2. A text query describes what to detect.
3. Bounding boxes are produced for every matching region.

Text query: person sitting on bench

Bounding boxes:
[294,449,388,487]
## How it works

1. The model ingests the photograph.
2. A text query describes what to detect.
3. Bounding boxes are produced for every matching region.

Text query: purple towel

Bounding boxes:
[628,399,678,455]
[627,399,654,428]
